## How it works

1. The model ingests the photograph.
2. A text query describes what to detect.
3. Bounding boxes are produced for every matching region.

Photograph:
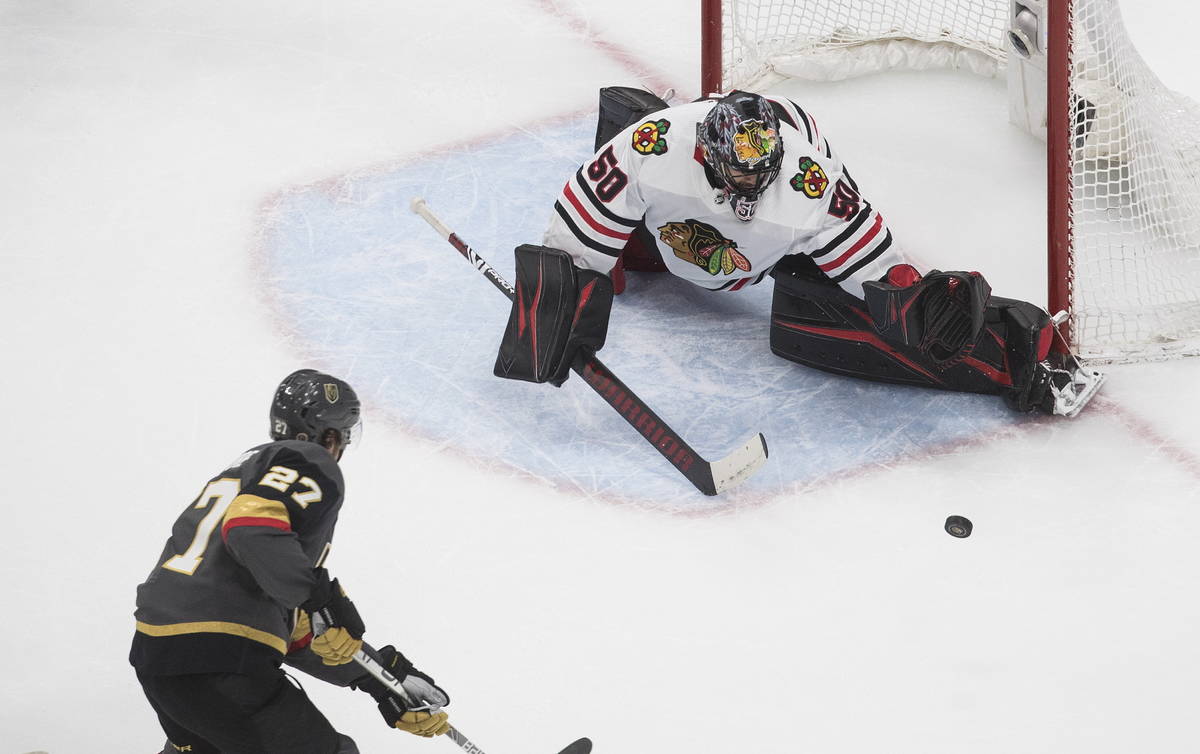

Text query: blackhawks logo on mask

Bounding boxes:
[790,156,828,198]
[732,120,779,167]
[632,119,671,155]
[658,219,752,276]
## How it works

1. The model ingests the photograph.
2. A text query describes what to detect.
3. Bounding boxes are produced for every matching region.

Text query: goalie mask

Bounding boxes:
[697,92,784,222]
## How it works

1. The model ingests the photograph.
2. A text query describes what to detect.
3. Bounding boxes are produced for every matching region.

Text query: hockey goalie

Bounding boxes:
[493,87,1104,417]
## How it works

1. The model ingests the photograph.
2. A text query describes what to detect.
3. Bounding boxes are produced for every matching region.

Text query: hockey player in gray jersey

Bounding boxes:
[492,88,1102,417]
[131,370,449,754]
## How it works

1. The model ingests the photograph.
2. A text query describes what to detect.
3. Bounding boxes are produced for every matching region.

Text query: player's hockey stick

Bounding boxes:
[353,649,592,754]
[410,197,768,496]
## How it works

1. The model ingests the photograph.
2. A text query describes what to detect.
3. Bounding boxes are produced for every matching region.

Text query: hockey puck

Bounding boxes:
[944,515,973,538]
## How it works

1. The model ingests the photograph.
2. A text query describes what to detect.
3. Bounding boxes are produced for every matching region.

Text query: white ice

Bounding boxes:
[4,1,1200,753]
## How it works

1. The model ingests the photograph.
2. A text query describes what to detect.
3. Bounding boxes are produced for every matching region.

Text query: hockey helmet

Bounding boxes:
[697,91,784,221]
[269,369,362,451]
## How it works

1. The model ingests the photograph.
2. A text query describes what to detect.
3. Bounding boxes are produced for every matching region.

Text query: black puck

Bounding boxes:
[945,515,973,538]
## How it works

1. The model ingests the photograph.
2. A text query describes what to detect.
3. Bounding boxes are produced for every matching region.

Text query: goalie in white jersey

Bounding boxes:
[492,88,1102,417]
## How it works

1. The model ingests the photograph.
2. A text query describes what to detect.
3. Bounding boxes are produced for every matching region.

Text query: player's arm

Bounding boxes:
[543,134,648,276]
[220,445,339,607]
[799,161,902,295]
[222,444,365,665]
[765,96,904,293]
[492,133,651,387]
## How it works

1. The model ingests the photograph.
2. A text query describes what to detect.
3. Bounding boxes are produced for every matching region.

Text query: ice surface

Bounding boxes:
[259,114,1024,509]
[4,1,1200,753]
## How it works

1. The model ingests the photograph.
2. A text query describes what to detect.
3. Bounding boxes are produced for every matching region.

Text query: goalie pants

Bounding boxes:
[770,255,1040,396]
[610,223,668,294]
[137,667,359,754]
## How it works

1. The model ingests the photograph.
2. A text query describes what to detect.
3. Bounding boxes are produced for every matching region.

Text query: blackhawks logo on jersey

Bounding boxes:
[657,219,752,276]
[732,120,779,167]
[790,156,828,198]
[632,119,671,155]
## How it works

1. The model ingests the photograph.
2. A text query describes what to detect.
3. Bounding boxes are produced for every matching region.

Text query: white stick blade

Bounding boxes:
[710,433,769,494]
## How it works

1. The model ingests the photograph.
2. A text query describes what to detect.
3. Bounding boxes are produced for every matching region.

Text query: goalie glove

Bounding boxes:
[352,645,451,736]
[862,264,991,367]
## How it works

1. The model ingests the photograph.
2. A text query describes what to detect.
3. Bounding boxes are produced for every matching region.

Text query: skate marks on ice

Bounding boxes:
[256,116,1020,509]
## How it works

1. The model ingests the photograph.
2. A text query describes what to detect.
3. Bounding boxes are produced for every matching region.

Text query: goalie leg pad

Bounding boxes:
[770,256,1028,395]
[862,265,991,367]
[494,245,614,386]
[771,262,976,389]
[990,296,1056,412]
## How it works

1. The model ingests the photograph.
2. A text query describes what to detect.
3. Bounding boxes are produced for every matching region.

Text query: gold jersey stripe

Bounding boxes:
[223,493,291,526]
[135,620,287,653]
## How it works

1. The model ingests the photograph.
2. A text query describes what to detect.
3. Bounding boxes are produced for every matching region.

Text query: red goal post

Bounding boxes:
[701,0,1200,363]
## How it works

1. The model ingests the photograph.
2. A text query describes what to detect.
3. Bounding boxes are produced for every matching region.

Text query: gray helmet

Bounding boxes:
[269,369,361,448]
[697,92,784,221]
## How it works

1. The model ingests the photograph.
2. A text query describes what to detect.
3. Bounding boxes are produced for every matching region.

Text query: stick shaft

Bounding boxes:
[409,197,724,494]
[412,198,515,299]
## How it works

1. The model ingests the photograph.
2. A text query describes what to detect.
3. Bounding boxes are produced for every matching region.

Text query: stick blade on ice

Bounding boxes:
[556,738,593,754]
[708,433,769,494]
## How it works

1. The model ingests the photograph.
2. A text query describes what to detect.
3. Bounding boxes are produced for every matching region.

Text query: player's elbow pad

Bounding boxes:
[494,244,614,387]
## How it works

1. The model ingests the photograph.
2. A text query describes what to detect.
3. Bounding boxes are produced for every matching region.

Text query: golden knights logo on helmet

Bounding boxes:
[324,383,340,403]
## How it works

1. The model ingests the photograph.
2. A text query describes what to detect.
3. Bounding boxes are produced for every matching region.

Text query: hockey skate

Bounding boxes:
[1037,351,1106,417]
[1038,311,1106,417]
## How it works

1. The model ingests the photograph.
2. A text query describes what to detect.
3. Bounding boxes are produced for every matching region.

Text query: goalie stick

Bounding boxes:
[352,649,592,754]
[409,197,769,496]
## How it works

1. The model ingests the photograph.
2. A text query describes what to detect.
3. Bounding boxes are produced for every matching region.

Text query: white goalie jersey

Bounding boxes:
[545,96,904,295]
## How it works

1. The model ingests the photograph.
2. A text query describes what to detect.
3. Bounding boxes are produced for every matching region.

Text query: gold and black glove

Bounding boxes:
[300,568,365,666]
[382,704,451,737]
[353,645,451,736]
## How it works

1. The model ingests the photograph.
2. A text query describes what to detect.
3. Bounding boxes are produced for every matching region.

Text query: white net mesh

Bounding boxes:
[718,0,1200,361]
[718,0,1008,89]
[1067,0,1200,360]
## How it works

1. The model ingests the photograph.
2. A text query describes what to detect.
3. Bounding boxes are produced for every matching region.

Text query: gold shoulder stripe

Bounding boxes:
[135,620,287,654]
[224,494,291,525]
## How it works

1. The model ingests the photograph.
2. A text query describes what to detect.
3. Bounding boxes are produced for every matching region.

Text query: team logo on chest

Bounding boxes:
[632,119,671,155]
[657,219,752,276]
[790,156,828,198]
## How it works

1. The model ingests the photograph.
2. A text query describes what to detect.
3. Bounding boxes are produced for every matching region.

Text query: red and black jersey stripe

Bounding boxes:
[810,203,893,284]
[552,168,641,258]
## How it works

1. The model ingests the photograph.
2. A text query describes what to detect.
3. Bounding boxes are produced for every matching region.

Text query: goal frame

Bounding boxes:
[700,0,1075,346]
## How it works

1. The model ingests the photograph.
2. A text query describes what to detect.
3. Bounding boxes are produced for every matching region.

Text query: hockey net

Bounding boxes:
[702,0,1200,362]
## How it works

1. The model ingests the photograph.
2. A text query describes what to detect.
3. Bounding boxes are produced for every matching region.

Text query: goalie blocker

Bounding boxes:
[494,244,614,387]
[769,255,1104,416]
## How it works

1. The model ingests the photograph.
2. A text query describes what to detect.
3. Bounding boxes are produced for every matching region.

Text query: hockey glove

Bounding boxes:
[300,568,365,666]
[352,645,451,736]
[383,705,451,737]
[862,264,991,367]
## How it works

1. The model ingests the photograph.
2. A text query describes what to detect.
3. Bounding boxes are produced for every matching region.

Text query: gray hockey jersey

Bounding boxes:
[130,440,345,676]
